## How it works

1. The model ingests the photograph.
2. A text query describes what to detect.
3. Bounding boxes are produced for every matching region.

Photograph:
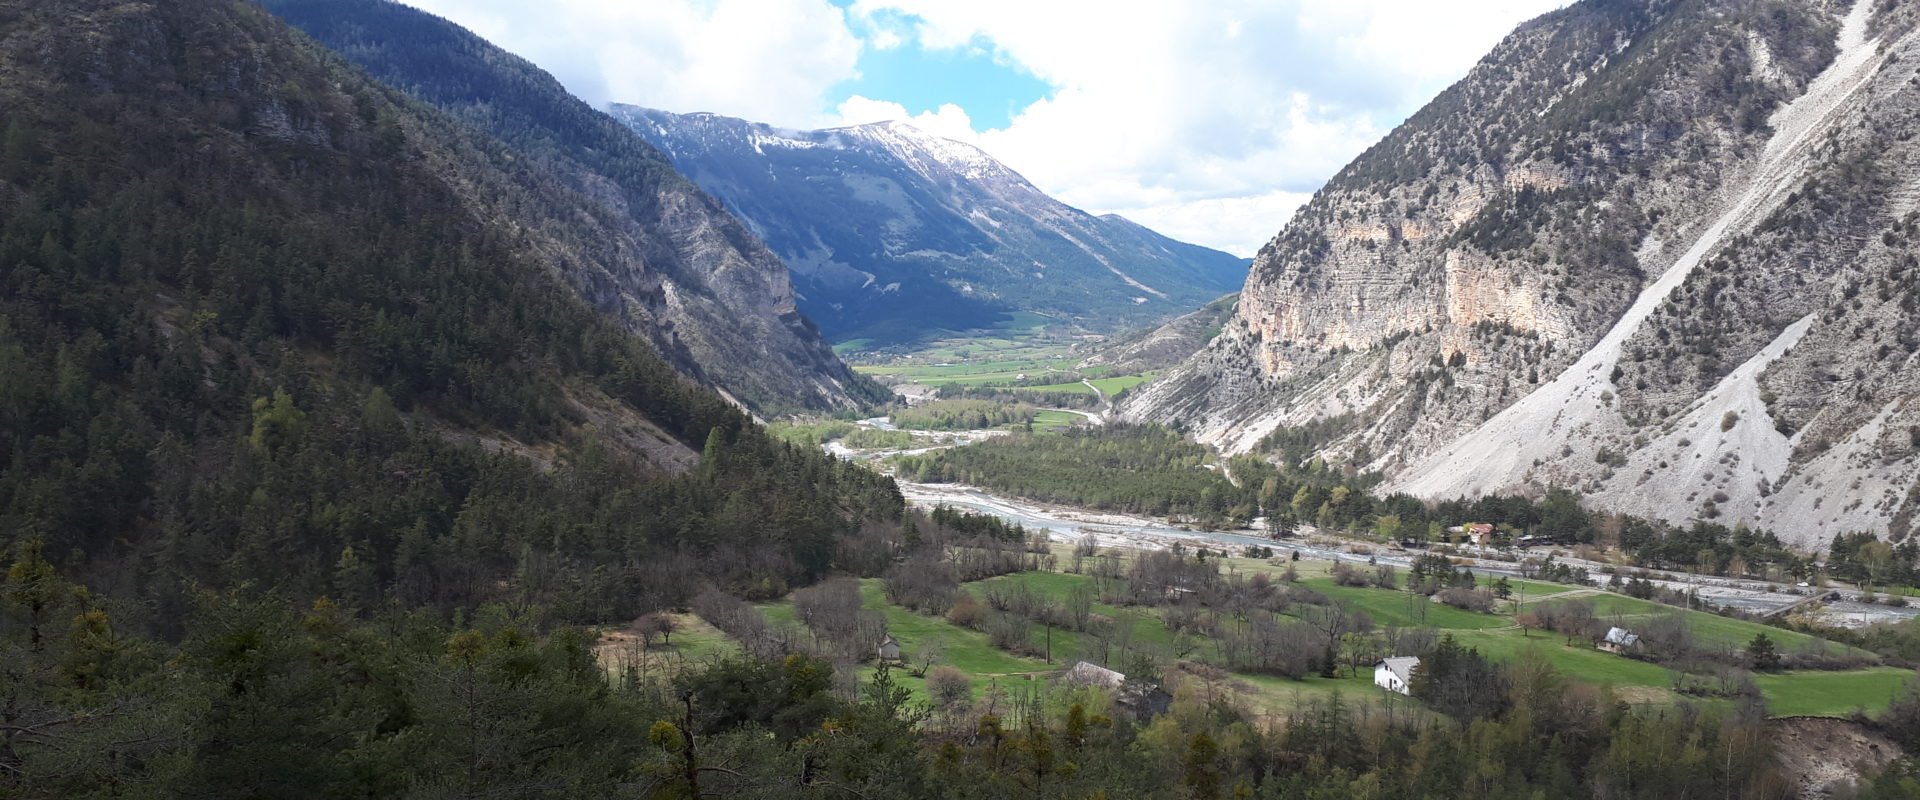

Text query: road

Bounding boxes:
[829,417,1920,629]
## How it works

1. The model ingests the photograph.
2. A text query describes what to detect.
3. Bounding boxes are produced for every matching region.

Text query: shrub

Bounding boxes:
[1436,587,1495,613]
[947,593,988,629]
[926,666,972,709]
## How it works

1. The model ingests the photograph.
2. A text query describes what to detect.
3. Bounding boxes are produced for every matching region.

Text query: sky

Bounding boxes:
[402,0,1569,257]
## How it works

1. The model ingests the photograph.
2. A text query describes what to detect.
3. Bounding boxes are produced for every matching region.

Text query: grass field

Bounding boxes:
[719,551,1908,719]
[1029,410,1088,430]
[1012,379,1096,394]
[1532,591,1867,656]
[593,613,738,678]
[1088,374,1154,394]
[1754,668,1914,716]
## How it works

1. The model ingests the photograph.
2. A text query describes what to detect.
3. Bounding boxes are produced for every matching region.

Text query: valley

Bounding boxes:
[11,0,1920,796]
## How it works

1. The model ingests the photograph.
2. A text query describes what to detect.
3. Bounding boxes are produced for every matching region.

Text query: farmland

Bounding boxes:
[665,548,1913,720]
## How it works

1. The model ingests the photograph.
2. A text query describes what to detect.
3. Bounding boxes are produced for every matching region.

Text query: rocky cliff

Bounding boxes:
[1126,0,1920,547]
[267,0,886,412]
[613,107,1250,344]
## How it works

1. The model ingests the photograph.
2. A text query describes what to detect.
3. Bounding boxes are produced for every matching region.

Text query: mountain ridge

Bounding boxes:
[613,105,1250,343]
[266,0,888,412]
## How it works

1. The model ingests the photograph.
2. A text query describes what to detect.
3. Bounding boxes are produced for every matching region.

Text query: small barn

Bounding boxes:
[1062,661,1171,718]
[877,635,901,662]
[1064,660,1126,690]
[1374,656,1420,695]
[1599,627,1640,654]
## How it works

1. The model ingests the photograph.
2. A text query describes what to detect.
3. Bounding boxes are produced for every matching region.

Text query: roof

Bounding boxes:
[1603,627,1640,647]
[1377,656,1420,683]
[1064,661,1126,689]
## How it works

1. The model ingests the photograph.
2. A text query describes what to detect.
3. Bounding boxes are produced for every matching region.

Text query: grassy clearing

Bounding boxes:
[1754,668,1915,717]
[1013,380,1096,394]
[1298,578,1511,630]
[1029,410,1086,430]
[1088,374,1153,394]
[593,613,737,678]
[856,580,1057,676]
[1537,592,1864,656]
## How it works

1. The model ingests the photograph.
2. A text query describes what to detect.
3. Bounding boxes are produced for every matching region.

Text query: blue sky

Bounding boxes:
[404,0,1568,256]
[832,34,1050,130]
[826,1,1052,130]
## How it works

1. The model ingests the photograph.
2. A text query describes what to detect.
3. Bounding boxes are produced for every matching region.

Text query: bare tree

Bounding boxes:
[911,638,946,677]
[634,612,677,649]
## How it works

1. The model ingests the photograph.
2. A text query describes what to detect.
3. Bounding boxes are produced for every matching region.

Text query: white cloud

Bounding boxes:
[834,96,981,143]
[404,0,1569,256]
[403,0,862,127]
[1121,190,1316,261]
[845,0,1569,256]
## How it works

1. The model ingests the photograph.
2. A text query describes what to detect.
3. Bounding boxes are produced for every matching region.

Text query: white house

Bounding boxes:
[877,635,901,662]
[1374,656,1420,695]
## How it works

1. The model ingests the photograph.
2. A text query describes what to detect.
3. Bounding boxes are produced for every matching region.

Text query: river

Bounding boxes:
[836,415,1920,628]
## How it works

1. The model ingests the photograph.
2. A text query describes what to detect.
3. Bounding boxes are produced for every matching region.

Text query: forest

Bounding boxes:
[890,399,1038,431]
[895,425,1258,528]
[0,0,909,628]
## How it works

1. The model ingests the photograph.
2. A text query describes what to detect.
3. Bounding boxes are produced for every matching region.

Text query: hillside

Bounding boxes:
[1125,0,1920,547]
[264,0,886,413]
[613,106,1250,343]
[0,0,902,620]
[1078,293,1238,377]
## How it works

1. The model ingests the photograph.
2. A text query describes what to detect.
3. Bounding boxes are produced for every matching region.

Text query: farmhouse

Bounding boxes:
[1599,627,1640,654]
[876,635,901,662]
[1446,523,1497,546]
[1063,661,1171,718]
[1374,656,1420,695]
[1065,660,1125,689]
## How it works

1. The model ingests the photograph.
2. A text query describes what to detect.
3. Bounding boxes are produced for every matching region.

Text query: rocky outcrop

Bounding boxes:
[1128,0,1920,548]
[614,107,1250,343]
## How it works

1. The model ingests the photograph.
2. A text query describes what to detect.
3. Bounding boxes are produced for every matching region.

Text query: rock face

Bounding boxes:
[1126,0,1920,548]
[267,0,886,413]
[613,107,1250,343]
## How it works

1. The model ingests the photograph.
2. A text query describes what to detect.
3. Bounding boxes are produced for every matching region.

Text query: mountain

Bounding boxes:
[264,0,886,413]
[1124,0,1920,547]
[1077,293,1238,378]
[0,0,902,618]
[612,106,1250,343]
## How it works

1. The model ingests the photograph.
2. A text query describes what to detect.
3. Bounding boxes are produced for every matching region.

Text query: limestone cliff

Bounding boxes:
[1126,0,1920,547]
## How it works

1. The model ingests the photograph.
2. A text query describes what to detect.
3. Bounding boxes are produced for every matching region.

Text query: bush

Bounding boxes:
[947,593,987,629]
[926,666,972,709]
[1435,587,1495,613]
[1330,562,1370,587]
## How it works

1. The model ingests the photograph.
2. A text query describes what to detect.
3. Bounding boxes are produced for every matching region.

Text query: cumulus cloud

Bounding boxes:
[848,0,1568,255]
[402,0,1567,256]
[834,96,981,143]
[403,0,862,126]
